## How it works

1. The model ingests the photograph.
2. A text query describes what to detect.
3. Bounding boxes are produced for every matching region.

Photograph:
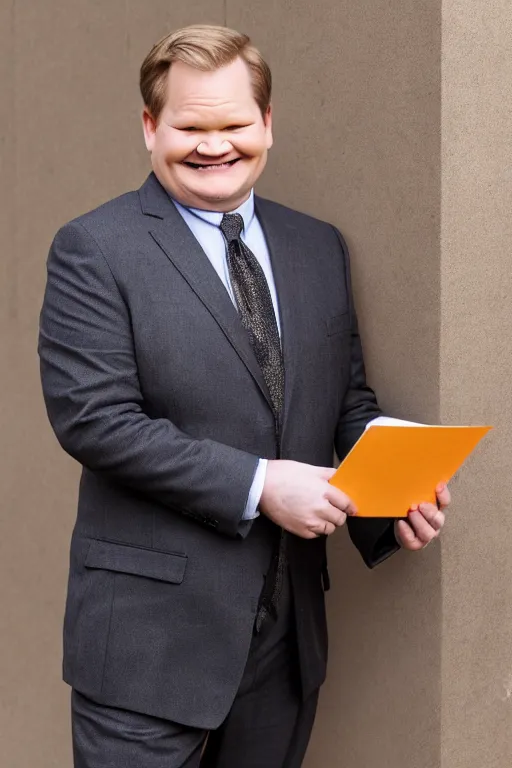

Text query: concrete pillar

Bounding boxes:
[439,2,512,765]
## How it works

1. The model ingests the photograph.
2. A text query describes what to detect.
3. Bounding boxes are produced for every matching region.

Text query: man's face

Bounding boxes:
[143,57,273,212]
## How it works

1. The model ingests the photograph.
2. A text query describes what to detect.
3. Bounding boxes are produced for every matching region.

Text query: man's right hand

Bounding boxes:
[258,460,357,539]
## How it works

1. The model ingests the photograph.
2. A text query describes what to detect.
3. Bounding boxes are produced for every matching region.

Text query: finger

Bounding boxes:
[332,510,347,528]
[316,504,348,528]
[396,519,424,551]
[418,502,445,532]
[407,509,439,545]
[435,483,451,510]
[325,485,358,516]
[308,520,337,537]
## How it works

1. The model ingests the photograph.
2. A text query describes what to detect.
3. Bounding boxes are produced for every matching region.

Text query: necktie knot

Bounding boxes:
[220,213,244,243]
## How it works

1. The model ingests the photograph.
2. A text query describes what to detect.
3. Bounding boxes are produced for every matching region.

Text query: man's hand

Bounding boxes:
[259,460,357,539]
[395,483,451,550]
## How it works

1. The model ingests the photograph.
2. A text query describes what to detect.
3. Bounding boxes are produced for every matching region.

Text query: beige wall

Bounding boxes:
[1,2,510,766]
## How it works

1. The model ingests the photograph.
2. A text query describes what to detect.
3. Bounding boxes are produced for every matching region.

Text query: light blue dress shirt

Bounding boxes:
[172,193,400,526]
[173,191,275,520]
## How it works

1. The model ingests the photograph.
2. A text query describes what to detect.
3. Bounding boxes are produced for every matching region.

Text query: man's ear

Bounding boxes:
[142,108,157,152]
[264,105,273,151]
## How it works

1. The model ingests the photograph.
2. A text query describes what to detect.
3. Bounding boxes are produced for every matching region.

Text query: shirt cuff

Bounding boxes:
[242,459,267,520]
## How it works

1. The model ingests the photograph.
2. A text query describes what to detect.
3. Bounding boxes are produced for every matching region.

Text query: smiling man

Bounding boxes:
[39,24,449,768]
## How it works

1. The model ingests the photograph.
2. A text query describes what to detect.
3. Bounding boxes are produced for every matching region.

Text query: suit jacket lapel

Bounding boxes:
[139,173,273,411]
[255,196,303,442]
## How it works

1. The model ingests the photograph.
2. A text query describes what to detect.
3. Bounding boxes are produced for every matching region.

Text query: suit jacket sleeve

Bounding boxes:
[332,227,400,568]
[38,221,259,539]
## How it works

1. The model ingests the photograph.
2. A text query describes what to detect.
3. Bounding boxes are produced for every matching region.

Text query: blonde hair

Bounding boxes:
[140,25,272,121]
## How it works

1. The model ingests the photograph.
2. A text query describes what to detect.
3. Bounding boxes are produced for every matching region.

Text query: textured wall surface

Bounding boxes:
[0,1,509,766]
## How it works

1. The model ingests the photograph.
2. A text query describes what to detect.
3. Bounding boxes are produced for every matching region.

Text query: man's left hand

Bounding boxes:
[395,483,451,551]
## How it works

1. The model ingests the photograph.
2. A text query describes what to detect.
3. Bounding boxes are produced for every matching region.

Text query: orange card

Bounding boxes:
[329,425,492,517]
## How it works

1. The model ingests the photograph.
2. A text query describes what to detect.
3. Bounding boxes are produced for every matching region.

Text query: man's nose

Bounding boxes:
[197,134,232,156]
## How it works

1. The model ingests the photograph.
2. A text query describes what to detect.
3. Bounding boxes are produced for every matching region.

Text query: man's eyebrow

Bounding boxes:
[169,115,254,129]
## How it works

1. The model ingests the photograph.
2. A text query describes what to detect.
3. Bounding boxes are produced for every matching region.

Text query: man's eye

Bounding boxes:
[223,125,245,131]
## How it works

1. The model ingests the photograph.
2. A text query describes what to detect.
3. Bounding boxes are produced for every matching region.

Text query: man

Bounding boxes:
[38,24,449,768]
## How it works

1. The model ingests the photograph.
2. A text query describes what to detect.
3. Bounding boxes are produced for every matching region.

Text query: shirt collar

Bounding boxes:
[173,191,255,232]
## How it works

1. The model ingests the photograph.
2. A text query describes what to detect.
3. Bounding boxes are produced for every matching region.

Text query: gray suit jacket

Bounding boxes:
[38,172,398,729]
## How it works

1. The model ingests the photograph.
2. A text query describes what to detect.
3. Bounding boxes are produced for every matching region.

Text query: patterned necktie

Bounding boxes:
[219,213,284,419]
[220,213,287,630]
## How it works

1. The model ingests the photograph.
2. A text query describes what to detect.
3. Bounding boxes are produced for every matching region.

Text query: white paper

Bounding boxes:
[365,416,427,429]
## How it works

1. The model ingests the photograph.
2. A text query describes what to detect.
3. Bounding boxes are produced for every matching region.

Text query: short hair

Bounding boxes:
[140,25,272,122]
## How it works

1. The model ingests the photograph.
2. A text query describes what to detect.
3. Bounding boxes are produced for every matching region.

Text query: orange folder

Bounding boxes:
[329,425,492,517]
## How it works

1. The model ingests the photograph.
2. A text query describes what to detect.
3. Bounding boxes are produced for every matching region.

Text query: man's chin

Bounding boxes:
[187,183,250,207]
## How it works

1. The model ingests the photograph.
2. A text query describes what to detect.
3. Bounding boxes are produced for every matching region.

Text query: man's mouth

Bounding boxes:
[183,158,242,171]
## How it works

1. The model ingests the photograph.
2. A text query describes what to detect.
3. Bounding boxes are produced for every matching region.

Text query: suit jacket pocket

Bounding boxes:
[326,312,351,336]
[85,539,187,584]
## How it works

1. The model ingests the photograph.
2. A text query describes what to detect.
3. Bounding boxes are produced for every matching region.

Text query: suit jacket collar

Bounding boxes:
[139,171,178,219]
[139,173,302,435]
